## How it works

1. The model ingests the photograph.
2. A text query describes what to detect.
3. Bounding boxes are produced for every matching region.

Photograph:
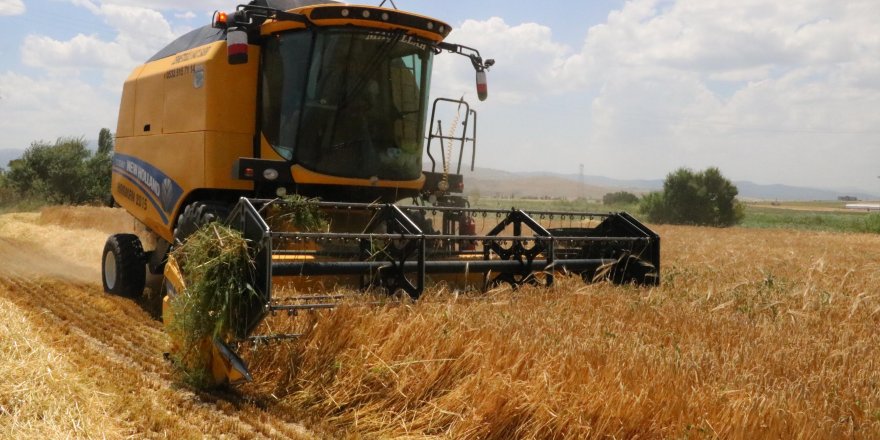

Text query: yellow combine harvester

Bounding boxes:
[102,0,660,385]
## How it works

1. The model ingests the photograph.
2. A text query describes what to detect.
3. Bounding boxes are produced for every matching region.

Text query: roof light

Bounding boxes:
[341,8,349,17]
[212,11,228,29]
[381,12,389,21]
[362,10,371,18]
[426,21,434,30]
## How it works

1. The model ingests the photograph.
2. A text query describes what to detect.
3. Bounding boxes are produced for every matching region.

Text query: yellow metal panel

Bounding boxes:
[205,44,260,134]
[112,132,206,241]
[163,44,221,133]
[134,61,167,136]
[116,66,143,138]
[204,131,254,191]
[291,164,425,190]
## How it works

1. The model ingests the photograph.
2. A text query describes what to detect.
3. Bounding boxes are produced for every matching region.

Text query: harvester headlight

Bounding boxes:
[362,10,370,18]
[426,21,434,30]
[381,12,389,21]
[263,168,279,181]
[341,8,349,17]
[276,187,288,197]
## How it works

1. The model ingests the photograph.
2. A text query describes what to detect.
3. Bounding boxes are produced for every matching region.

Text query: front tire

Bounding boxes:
[102,233,146,297]
[172,202,230,246]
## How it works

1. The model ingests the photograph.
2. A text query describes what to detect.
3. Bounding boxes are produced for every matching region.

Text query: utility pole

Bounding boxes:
[579,163,585,201]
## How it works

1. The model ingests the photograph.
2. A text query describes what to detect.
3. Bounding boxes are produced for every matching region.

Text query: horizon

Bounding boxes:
[1,1,878,192]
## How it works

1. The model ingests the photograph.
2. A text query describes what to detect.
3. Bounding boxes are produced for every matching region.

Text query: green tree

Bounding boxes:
[88,128,114,204]
[640,167,744,227]
[602,191,639,206]
[3,129,114,205]
[98,127,114,156]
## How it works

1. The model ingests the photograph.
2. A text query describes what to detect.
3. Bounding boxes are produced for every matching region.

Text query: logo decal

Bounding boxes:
[193,65,205,89]
[112,153,184,225]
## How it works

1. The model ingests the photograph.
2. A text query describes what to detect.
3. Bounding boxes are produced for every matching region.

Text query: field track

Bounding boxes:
[0,209,312,439]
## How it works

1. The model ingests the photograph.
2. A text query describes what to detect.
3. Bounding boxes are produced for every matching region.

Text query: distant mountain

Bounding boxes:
[732,181,878,202]
[462,167,880,201]
[1,141,100,170]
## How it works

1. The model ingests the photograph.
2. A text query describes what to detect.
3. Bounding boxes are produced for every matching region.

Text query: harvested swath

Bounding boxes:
[0,296,124,438]
[167,223,256,387]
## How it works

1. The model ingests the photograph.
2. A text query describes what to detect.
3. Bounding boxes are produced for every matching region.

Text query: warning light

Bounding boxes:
[212,11,229,29]
[243,167,254,178]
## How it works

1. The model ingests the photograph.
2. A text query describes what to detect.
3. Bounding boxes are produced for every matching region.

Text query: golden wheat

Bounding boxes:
[2,207,880,438]
[241,225,880,438]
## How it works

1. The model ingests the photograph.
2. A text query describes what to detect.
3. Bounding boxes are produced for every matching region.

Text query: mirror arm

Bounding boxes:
[436,42,494,72]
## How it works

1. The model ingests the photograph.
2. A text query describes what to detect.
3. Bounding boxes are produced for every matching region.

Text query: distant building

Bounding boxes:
[845,203,880,211]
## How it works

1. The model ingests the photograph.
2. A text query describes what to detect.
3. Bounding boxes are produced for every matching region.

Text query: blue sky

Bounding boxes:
[1,0,879,193]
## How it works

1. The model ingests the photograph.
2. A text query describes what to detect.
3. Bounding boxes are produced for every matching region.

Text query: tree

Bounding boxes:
[640,167,744,227]
[602,191,639,206]
[98,127,114,156]
[88,128,114,204]
[2,129,114,205]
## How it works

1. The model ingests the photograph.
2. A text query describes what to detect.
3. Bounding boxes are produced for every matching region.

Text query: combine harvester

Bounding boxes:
[101,0,660,385]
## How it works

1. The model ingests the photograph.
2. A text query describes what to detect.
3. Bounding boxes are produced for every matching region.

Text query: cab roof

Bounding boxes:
[148,1,340,62]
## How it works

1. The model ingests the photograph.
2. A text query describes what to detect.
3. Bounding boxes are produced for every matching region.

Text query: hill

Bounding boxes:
[462,167,880,201]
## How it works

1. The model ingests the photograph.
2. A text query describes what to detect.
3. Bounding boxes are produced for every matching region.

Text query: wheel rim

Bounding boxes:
[104,250,117,290]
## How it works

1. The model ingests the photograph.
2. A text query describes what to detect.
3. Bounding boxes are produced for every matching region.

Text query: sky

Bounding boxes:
[0,0,879,192]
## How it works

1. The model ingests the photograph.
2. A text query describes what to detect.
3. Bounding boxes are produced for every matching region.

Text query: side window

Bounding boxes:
[261,32,312,161]
[261,37,282,151]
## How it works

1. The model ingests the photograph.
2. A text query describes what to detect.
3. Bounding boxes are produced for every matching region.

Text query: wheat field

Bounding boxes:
[2,207,880,438]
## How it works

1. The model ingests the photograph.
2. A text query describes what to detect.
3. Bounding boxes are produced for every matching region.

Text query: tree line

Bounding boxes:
[1,130,743,228]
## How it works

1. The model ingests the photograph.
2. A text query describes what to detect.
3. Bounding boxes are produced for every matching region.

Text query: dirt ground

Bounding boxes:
[0,207,313,439]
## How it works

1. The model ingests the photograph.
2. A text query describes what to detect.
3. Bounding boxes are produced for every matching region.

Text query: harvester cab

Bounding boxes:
[101,0,660,386]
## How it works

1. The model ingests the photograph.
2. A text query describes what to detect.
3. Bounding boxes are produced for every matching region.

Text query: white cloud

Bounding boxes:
[175,11,196,20]
[22,34,133,71]
[21,2,178,89]
[0,0,25,16]
[4,1,182,150]
[544,0,880,190]
[0,72,117,148]
[432,17,569,105]
[428,1,880,191]
[88,0,229,12]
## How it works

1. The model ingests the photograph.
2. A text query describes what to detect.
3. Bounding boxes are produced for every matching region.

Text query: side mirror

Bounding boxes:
[476,70,488,101]
[475,60,493,101]
[227,28,248,65]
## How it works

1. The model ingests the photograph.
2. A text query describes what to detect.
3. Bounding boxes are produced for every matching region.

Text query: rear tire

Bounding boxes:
[102,234,146,297]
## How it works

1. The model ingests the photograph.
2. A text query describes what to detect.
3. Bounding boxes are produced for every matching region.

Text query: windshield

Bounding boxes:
[262,29,433,181]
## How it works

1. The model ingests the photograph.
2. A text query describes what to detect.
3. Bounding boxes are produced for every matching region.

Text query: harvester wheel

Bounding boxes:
[172,201,229,246]
[102,234,146,297]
